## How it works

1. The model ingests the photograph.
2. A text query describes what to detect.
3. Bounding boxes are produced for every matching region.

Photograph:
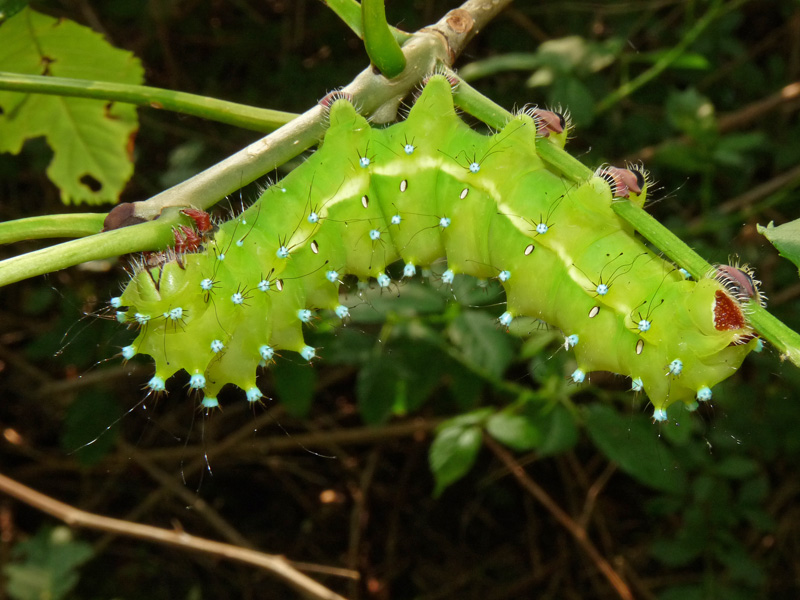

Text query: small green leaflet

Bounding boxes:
[758,220,800,275]
[0,7,143,204]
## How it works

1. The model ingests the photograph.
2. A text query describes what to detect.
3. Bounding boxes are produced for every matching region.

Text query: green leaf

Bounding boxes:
[665,87,716,137]
[758,220,800,275]
[273,358,317,418]
[537,403,578,456]
[4,527,93,600]
[429,423,482,497]
[448,310,513,379]
[356,354,403,424]
[61,390,121,466]
[0,7,143,204]
[0,0,28,21]
[486,407,542,451]
[714,456,760,480]
[584,404,687,493]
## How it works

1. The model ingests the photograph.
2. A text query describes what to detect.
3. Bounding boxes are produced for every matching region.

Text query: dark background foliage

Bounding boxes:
[1,1,799,599]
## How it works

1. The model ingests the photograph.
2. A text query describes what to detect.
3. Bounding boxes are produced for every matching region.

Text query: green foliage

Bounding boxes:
[759,219,800,275]
[3,527,93,600]
[0,0,28,21]
[585,404,687,493]
[429,409,490,497]
[0,7,142,204]
[61,389,121,465]
[273,358,317,418]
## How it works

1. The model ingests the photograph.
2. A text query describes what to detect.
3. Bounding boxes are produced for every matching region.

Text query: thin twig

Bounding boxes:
[578,462,617,530]
[484,436,634,600]
[0,471,348,600]
[103,417,443,464]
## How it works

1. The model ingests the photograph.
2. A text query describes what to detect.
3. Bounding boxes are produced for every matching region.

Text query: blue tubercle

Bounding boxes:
[536,223,548,235]
[696,386,712,401]
[211,339,224,353]
[564,334,579,349]
[391,214,402,225]
[335,305,350,319]
[439,217,451,228]
[668,359,683,376]
[308,212,319,224]
[167,307,183,320]
[259,345,274,361]
[300,346,316,361]
[369,229,381,241]
[201,396,220,409]
[121,345,136,360]
[326,270,339,283]
[277,245,289,259]
[135,312,151,324]
[596,284,608,295]
[571,369,585,383]
[110,296,122,308]
[377,273,391,288]
[469,162,480,173]
[631,377,644,392]
[638,319,651,332]
[231,292,244,305]
[359,156,370,168]
[116,311,127,323]
[189,374,206,390]
[148,376,166,392]
[201,278,214,291]
[403,263,416,278]
[499,311,513,327]
[258,279,271,292]
[442,269,455,284]
[652,408,668,422]
[498,270,511,282]
[404,144,415,155]
[246,387,263,403]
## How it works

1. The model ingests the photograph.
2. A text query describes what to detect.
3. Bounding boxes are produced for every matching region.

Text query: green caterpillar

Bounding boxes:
[112,75,760,421]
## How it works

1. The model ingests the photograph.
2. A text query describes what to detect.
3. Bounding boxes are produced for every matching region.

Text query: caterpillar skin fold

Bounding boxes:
[114,75,758,420]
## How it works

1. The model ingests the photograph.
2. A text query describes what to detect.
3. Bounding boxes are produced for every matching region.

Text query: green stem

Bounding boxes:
[536,141,593,184]
[324,0,411,44]
[0,211,180,288]
[746,304,800,368]
[595,0,726,114]
[362,0,407,78]
[0,72,297,132]
[611,200,711,279]
[0,214,105,244]
[611,199,800,367]
[452,78,511,130]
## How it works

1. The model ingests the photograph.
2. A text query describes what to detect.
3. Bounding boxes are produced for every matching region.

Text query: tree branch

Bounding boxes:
[0,471,348,600]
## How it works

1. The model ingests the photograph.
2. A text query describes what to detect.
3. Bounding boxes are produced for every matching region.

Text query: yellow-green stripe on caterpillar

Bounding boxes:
[113,75,759,421]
